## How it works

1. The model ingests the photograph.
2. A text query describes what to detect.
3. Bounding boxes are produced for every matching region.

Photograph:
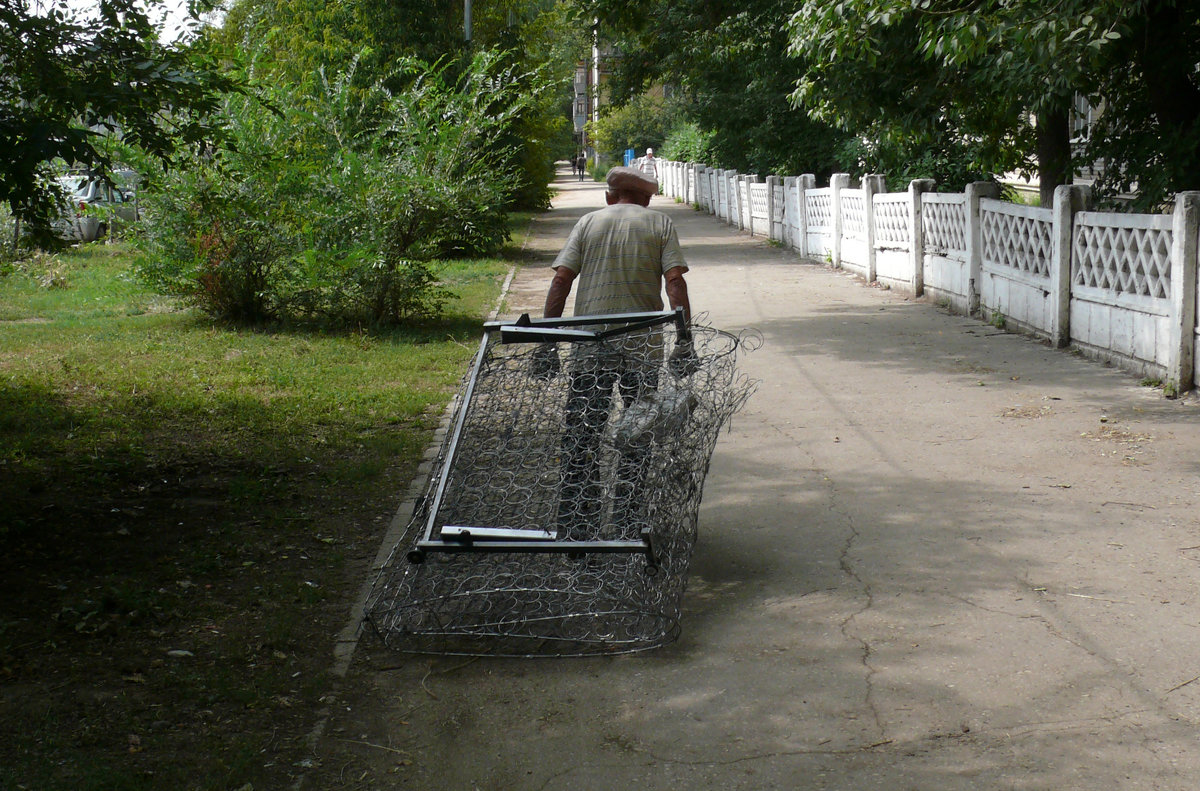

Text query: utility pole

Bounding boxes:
[464,0,472,41]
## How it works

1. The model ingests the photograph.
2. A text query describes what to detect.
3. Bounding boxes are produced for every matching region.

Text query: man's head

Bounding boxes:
[604,166,662,207]
[605,166,658,206]
[646,148,655,157]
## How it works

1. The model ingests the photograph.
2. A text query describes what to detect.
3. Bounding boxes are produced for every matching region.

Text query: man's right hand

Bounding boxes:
[669,336,700,378]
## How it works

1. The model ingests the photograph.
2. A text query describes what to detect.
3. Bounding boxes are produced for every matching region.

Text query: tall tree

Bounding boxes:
[0,0,235,241]
[790,0,1200,207]
[578,0,850,176]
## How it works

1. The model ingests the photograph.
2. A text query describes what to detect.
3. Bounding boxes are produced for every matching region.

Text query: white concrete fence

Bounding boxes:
[654,158,1200,393]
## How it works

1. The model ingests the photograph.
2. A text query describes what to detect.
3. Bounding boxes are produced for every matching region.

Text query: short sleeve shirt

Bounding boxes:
[551,203,687,316]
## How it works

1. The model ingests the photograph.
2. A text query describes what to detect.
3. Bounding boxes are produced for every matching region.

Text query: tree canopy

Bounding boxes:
[578,0,851,177]
[789,0,1200,206]
[0,0,235,241]
[580,0,1200,206]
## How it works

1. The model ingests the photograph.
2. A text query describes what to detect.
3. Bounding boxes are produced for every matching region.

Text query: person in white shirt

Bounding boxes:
[639,148,658,181]
[538,166,693,538]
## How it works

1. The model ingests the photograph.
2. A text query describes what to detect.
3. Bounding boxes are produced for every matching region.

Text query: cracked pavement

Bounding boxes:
[306,168,1200,790]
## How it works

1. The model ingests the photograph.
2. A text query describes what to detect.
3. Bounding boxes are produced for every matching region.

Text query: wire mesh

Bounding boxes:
[364,313,759,656]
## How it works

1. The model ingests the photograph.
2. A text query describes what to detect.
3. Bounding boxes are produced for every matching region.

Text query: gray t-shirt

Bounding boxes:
[552,203,687,316]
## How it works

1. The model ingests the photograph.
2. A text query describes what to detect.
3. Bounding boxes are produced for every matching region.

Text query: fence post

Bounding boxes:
[798,173,816,257]
[715,169,724,219]
[1050,184,1092,348]
[965,181,1001,315]
[782,176,796,247]
[729,172,739,229]
[748,175,762,236]
[831,173,849,268]
[909,179,936,296]
[766,176,779,242]
[738,173,748,230]
[739,175,750,232]
[1168,191,1200,391]
[718,170,726,222]
[863,174,885,282]
[715,170,724,223]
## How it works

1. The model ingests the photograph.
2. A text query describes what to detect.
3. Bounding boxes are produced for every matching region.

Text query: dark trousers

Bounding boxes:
[557,350,658,540]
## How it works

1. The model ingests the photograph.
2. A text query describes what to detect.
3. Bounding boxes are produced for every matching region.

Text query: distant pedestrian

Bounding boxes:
[577,153,587,181]
[639,148,658,181]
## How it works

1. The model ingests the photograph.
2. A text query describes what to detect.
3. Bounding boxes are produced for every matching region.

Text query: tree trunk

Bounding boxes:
[1037,103,1071,208]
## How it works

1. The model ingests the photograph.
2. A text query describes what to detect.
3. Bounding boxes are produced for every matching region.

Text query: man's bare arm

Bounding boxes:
[664,266,691,322]
[544,267,578,318]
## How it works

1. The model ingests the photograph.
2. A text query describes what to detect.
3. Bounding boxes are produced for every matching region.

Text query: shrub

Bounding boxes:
[660,122,717,164]
[587,94,675,162]
[137,51,528,325]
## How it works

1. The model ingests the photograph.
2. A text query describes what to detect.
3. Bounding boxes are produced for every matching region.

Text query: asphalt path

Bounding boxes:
[308,168,1200,790]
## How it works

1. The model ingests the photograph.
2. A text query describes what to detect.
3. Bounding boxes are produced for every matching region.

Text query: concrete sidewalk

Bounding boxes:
[311,170,1200,790]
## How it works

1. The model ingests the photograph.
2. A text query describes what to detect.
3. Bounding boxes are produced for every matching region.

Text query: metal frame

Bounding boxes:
[407,309,684,570]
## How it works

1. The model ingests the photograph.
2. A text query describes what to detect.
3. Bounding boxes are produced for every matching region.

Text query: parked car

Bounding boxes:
[53,172,139,242]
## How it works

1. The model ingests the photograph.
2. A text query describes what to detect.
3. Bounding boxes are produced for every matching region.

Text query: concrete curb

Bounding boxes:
[294,223,531,789]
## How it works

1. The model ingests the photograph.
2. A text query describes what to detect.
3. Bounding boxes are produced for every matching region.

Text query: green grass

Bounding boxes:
[0,237,514,790]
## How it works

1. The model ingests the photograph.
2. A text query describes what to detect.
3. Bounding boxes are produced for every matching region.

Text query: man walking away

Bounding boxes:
[539,166,694,538]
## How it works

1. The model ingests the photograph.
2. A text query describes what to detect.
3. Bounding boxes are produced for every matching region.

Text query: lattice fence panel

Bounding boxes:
[842,192,866,241]
[923,198,968,257]
[873,195,910,248]
[750,182,770,224]
[1072,217,1173,298]
[981,204,1054,277]
[365,317,758,656]
[806,189,833,230]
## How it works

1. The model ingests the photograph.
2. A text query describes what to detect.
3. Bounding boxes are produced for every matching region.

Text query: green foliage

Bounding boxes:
[215,0,587,211]
[588,94,676,161]
[137,51,527,325]
[579,0,850,177]
[0,203,18,269]
[660,121,717,163]
[0,0,236,244]
[788,1,1200,207]
[838,135,1000,194]
[788,1,1037,192]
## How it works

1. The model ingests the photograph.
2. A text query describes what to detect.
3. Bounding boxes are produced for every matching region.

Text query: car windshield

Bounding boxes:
[55,176,90,198]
